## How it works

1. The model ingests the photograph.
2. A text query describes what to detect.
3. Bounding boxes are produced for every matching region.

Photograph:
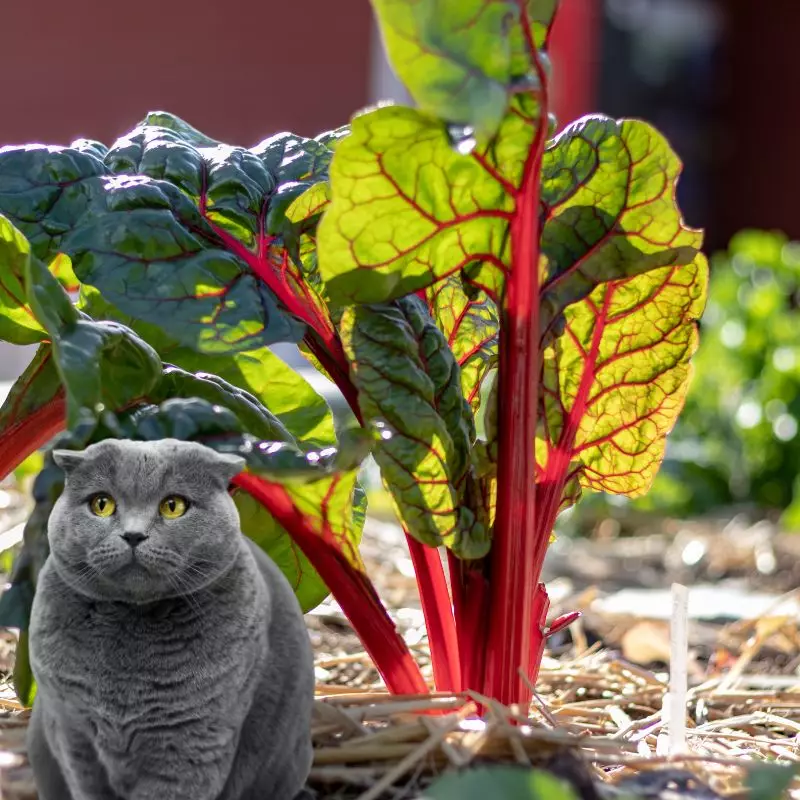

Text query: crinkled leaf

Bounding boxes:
[340,296,488,558]
[0,145,108,259]
[0,114,348,356]
[139,111,221,148]
[539,116,702,336]
[25,257,162,427]
[0,214,45,344]
[318,108,701,316]
[537,256,708,514]
[318,105,512,304]
[67,175,304,353]
[80,285,337,447]
[426,274,499,412]
[371,0,558,139]
[70,139,109,160]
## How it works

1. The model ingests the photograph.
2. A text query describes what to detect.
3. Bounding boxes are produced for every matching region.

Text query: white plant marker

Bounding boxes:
[668,582,689,755]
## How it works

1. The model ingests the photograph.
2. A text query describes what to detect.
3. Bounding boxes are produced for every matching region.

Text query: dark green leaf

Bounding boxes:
[745,763,799,800]
[79,285,338,447]
[0,114,348,356]
[425,767,580,800]
[138,111,221,147]
[340,296,488,557]
[0,145,108,261]
[25,256,162,426]
[539,116,702,336]
[13,631,36,707]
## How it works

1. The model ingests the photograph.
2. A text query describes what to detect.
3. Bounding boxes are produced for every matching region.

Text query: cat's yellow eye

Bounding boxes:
[89,494,116,518]
[159,495,188,519]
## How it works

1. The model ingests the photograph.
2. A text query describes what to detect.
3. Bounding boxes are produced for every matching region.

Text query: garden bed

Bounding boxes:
[0,489,798,798]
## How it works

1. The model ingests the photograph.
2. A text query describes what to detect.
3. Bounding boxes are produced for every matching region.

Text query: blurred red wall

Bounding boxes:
[1,0,372,147]
[713,1,800,244]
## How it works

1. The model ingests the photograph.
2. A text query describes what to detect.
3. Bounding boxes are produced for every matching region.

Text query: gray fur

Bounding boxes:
[27,438,314,800]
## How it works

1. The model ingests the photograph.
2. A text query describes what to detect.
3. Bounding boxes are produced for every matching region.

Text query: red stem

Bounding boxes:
[0,395,66,481]
[406,536,460,692]
[206,221,355,401]
[482,6,551,706]
[234,472,428,695]
[448,553,490,692]
[303,331,363,423]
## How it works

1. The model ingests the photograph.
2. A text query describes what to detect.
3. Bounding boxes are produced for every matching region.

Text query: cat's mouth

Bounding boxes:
[113,554,152,576]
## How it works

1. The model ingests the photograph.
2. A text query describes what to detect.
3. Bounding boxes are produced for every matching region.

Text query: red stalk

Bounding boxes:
[448,554,490,692]
[406,536,460,692]
[0,395,66,481]
[233,472,428,695]
[482,6,551,706]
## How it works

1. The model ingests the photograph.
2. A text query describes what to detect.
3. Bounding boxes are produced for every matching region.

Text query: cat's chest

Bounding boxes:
[31,576,267,722]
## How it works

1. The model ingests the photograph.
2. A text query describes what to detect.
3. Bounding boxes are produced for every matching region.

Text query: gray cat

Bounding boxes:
[27,438,314,800]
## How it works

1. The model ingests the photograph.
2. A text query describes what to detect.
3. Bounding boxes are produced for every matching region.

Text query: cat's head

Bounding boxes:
[48,438,245,603]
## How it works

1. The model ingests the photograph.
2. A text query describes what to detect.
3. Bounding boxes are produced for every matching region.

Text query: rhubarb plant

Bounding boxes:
[0,0,706,707]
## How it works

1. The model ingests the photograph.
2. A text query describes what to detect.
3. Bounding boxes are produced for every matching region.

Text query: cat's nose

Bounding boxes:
[121,532,148,548]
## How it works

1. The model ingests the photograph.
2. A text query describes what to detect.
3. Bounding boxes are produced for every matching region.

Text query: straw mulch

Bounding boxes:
[1,626,798,799]
[0,489,799,797]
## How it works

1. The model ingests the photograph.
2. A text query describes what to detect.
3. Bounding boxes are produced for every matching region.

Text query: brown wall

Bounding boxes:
[1,0,372,148]
[713,1,800,246]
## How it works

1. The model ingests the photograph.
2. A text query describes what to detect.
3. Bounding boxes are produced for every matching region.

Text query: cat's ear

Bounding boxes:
[52,449,86,473]
[205,451,246,482]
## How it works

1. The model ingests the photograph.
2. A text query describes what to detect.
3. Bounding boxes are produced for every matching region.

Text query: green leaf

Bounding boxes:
[13,630,36,707]
[25,256,163,427]
[340,296,488,558]
[149,368,293,444]
[79,285,338,447]
[0,214,46,344]
[138,111,221,147]
[426,274,499,412]
[425,767,580,800]
[0,115,348,356]
[745,762,800,800]
[48,252,80,292]
[0,145,109,261]
[70,138,109,160]
[318,105,512,305]
[539,116,702,334]
[318,109,701,316]
[537,255,709,507]
[371,1,558,139]
[66,174,304,353]
[234,468,367,612]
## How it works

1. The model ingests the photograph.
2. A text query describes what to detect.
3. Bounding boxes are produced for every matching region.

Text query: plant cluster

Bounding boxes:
[0,0,706,706]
